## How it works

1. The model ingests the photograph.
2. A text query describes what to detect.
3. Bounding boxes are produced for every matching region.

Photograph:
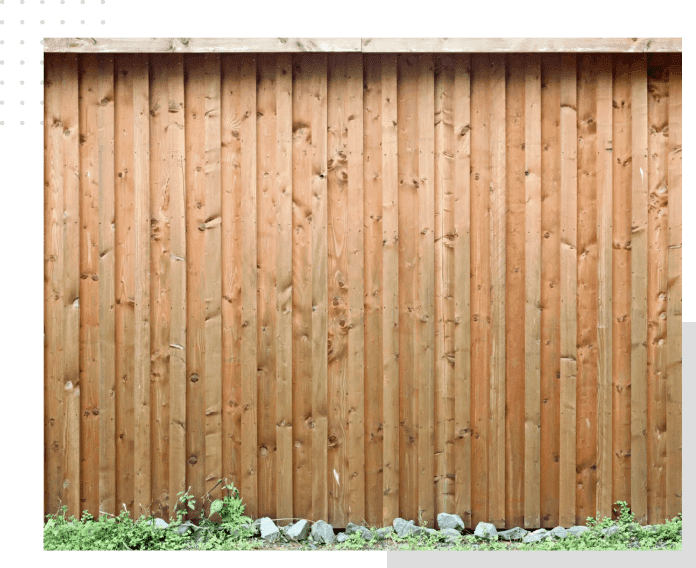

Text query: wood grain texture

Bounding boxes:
[46,53,682,526]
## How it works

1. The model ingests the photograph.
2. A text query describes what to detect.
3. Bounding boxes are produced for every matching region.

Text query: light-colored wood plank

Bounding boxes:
[131,56,151,516]
[381,54,400,526]
[488,53,506,528]
[504,53,525,528]
[434,54,455,517]
[114,55,136,516]
[646,54,669,524]
[239,55,259,518]
[523,54,542,530]
[45,38,362,53]
[665,54,681,521]
[361,38,681,54]
[397,53,419,523]
[596,54,613,521]
[274,53,294,522]
[363,53,384,527]
[612,56,633,513]
[221,55,243,496]
[630,54,649,526]
[452,54,472,527]
[576,54,599,526]
[558,53,578,529]
[291,54,315,521]
[256,54,278,518]
[539,53,561,528]
[417,54,436,527]
[470,54,491,526]
[311,54,329,523]
[202,54,222,505]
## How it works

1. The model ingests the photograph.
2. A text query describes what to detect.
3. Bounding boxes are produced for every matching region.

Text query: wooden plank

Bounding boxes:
[292,54,316,521]
[470,54,491,526]
[434,54,455,517]
[327,54,349,525]
[45,37,682,54]
[665,53,682,521]
[612,55,633,514]
[630,54,649,526]
[416,54,435,527]
[381,54,400,526]
[363,53,384,526]
[504,53,525,529]
[114,55,136,516]
[257,54,278,518]
[45,54,82,519]
[361,38,682,54]
[452,54,472,528]
[221,55,243,496]
[129,55,151,516]
[184,54,207,514]
[539,53,561,528]
[79,54,111,518]
[149,54,186,519]
[646,54,669,524]
[523,54,542,530]
[558,53,578,528]
[202,55,222,505]
[97,56,116,518]
[397,54,419,523]
[239,55,259,518]
[596,54,613,521]
[45,38,362,53]
[274,53,294,522]
[576,54,599,526]
[488,54,506,528]
[311,54,329,523]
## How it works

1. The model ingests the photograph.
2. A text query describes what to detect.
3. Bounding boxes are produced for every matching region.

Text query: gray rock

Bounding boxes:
[147,518,169,529]
[498,527,528,541]
[550,526,568,539]
[393,518,423,537]
[346,522,373,540]
[474,522,498,540]
[374,527,394,540]
[523,529,550,544]
[567,525,590,537]
[440,528,464,544]
[336,533,349,543]
[601,525,620,537]
[258,517,280,541]
[437,512,465,532]
[311,520,336,544]
[174,521,196,535]
[286,519,310,541]
[425,527,439,537]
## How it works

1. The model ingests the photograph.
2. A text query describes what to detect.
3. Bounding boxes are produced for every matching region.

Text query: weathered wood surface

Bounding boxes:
[44,38,682,53]
[45,53,682,528]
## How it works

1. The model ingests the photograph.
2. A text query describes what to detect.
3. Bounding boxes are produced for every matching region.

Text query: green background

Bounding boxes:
[0,0,684,568]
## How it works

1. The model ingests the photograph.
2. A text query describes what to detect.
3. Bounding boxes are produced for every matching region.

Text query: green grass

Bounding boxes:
[44,493,681,551]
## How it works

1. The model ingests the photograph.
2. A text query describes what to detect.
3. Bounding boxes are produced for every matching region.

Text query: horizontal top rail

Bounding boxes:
[43,37,682,53]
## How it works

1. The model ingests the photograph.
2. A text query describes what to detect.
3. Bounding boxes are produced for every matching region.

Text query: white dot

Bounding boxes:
[20,40,24,45]
[0,122,3,126]
[40,80,44,85]
[40,20,44,25]
[20,60,25,65]
[0,41,3,45]
[20,101,24,105]
[41,121,44,125]
[40,60,44,65]
[0,21,4,25]
[0,61,4,65]
[41,100,44,105]
[20,80,24,85]
[40,40,44,45]
[20,20,24,24]
[61,20,65,25]
[81,20,85,24]
[61,0,65,3]
[0,81,3,85]
[101,20,106,24]
[81,0,85,3]
[0,101,4,105]
[20,121,25,125]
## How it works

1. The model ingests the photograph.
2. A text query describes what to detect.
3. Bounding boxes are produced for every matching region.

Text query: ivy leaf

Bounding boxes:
[210,499,224,515]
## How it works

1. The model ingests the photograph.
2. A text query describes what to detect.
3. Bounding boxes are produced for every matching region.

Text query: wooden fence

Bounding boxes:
[44,52,682,529]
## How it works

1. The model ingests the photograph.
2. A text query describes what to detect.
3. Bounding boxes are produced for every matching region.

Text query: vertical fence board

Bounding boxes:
[630,54,649,526]
[381,54,400,526]
[558,53,578,528]
[45,52,682,527]
[665,54,681,521]
[612,56,633,514]
[646,54,669,525]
